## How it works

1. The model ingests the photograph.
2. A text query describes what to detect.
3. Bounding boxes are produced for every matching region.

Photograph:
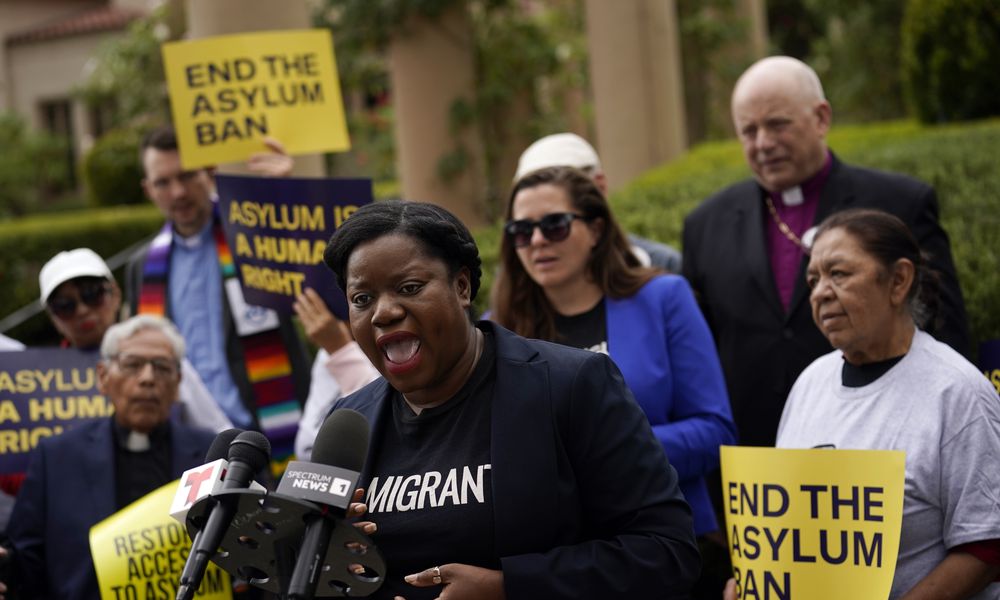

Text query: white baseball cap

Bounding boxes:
[39,248,112,303]
[514,133,602,182]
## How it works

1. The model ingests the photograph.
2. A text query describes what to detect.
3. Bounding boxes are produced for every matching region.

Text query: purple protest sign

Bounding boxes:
[980,339,1000,396]
[216,174,373,318]
[0,348,112,475]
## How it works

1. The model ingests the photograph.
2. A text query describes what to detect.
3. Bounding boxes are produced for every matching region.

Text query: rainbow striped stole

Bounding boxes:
[138,212,301,475]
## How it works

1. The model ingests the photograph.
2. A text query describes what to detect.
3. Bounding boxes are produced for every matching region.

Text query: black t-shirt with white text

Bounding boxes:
[362,327,497,599]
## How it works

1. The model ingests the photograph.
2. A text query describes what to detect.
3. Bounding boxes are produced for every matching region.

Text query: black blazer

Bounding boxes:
[682,154,970,446]
[333,322,701,599]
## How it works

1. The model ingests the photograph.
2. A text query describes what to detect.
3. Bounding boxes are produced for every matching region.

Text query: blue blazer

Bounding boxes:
[606,275,736,535]
[333,322,700,599]
[6,418,214,600]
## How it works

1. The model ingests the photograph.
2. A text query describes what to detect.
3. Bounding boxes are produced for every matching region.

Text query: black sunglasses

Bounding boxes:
[504,213,590,248]
[47,280,111,319]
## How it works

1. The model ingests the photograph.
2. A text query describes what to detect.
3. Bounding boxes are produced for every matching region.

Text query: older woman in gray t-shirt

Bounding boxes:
[776,209,1000,599]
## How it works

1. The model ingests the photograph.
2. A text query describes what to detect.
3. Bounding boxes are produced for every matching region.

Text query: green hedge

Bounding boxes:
[82,127,147,207]
[473,119,1000,358]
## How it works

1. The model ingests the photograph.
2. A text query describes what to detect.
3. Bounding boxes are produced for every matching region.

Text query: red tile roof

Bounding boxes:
[6,5,146,46]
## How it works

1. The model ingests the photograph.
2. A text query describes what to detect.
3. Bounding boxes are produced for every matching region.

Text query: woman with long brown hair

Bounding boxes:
[492,166,735,541]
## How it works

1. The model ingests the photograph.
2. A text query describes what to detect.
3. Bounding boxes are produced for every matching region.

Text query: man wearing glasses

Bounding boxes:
[125,127,311,440]
[1,315,215,600]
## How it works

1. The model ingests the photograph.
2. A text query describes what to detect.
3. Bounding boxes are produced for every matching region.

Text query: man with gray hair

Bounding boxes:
[515,132,683,272]
[682,56,970,448]
[2,315,214,600]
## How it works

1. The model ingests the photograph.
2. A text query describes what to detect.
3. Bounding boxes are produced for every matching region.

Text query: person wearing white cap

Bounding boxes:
[514,132,682,273]
[38,248,232,433]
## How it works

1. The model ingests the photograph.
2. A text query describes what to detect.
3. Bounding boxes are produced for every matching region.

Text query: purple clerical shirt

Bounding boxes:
[765,152,833,311]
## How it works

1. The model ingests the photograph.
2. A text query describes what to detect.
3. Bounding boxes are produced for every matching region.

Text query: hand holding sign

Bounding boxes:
[294,287,352,354]
[247,136,294,177]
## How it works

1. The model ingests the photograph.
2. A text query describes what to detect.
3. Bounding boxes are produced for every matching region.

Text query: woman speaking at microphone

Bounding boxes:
[323,200,699,599]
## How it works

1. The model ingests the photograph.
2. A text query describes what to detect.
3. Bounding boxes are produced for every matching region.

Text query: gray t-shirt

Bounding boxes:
[778,330,1000,599]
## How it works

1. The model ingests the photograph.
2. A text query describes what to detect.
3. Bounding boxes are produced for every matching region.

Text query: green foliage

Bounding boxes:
[0,113,73,218]
[0,205,164,345]
[803,0,908,122]
[472,119,1000,356]
[317,0,575,216]
[901,0,1000,123]
[677,0,750,141]
[82,127,147,207]
[330,107,397,182]
[318,0,507,49]
[76,4,178,128]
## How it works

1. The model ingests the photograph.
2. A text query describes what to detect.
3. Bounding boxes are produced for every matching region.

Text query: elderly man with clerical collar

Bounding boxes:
[681,55,970,449]
[1,315,214,600]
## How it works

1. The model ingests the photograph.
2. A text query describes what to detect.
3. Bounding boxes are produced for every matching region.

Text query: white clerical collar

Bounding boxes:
[125,430,151,452]
[781,186,804,207]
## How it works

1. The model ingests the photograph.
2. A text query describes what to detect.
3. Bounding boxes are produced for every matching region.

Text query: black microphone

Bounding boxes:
[285,409,370,600]
[176,430,271,600]
[205,428,244,461]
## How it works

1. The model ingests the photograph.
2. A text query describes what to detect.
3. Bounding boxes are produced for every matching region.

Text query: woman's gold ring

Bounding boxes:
[432,565,442,584]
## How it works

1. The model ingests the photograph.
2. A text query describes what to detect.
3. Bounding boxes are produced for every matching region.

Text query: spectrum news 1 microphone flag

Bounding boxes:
[90,480,232,600]
[281,408,377,599]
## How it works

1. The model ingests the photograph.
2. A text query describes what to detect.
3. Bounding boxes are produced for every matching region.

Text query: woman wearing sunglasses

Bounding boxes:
[492,166,736,556]
[37,248,232,433]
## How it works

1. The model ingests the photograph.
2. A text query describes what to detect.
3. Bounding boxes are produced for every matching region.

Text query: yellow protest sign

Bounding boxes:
[721,446,905,600]
[90,481,232,600]
[162,29,349,169]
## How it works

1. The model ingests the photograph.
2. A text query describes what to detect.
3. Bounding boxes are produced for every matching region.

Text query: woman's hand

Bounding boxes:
[395,564,504,600]
[294,288,353,354]
[348,487,376,536]
[723,577,737,600]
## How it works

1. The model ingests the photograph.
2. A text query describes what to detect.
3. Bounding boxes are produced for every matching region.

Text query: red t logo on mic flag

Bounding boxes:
[184,465,217,505]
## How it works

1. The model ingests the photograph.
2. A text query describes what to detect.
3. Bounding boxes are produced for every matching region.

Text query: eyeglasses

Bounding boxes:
[504,213,590,248]
[149,170,201,191]
[111,354,180,378]
[47,280,111,319]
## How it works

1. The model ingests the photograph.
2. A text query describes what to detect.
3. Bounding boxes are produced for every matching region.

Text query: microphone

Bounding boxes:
[206,428,245,461]
[283,409,370,600]
[176,430,271,600]
[169,429,244,524]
